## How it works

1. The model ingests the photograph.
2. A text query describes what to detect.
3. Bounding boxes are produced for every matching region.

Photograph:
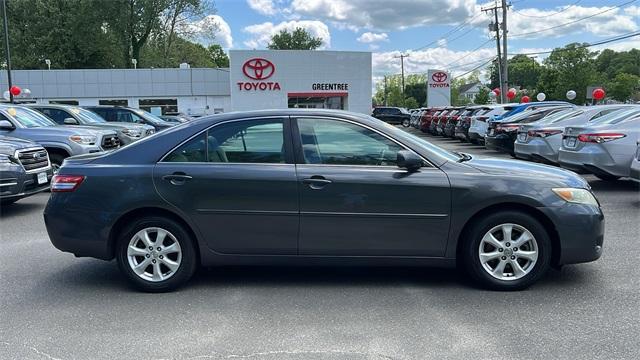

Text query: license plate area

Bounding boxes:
[488,129,495,136]
[37,172,48,185]
[565,137,577,148]
[517,133,527,142]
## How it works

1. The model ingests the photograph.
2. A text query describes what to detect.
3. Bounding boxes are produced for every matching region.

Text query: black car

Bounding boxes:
[0,136,53,205]
[372,107,411,125]
[485,106,573,155]
[84,106,175,132]
[45,109,604,292]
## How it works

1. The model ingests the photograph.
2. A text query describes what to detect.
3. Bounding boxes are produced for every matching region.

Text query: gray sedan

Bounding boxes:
[515,105,639,164]
[631,141,640,181]
[558,112,640,180]
[44,109,604,292]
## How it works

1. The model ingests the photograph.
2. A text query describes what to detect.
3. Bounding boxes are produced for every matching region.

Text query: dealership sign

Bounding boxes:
[427,69,451,107]
[237,58,281,91]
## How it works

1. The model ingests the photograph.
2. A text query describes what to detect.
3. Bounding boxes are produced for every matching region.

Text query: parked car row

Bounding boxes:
[0,104,178,205]
[409,102,640,181]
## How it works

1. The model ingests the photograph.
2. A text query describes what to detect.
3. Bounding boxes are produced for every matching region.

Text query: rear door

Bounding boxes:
[154,117,299,255]
[292,116,451,256]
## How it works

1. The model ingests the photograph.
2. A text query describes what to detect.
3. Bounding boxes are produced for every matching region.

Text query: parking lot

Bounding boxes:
[1,129,639,360]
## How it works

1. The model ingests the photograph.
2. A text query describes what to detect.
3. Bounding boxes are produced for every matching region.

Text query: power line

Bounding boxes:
[512,0,582,18]
[510,0,637,38]
[413,12,486,51]
[443,38,494,68]
[453,58,496,79]
[508,31,640,56]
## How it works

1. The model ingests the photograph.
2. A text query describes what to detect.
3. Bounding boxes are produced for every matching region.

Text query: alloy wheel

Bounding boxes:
[478,223,538,281]
[127,227,182,282]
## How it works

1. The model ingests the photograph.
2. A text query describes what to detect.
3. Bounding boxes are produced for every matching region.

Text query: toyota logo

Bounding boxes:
[432,71,448,83]
[242,58,275,80]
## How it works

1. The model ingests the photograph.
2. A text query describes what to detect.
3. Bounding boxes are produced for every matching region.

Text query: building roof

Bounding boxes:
[458,82,483,94]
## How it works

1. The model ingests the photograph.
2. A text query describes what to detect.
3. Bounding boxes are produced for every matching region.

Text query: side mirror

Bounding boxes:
[63,117,79,125]
[397,150,422,172]
[0,119,14,130]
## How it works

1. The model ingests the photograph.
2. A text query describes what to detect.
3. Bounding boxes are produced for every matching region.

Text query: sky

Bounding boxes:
[205,0,640,86]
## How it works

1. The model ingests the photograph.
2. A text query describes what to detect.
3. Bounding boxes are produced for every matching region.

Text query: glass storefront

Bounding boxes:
[288,95,345,110]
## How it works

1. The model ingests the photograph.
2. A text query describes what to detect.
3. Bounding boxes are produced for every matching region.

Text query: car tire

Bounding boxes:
[594,174,620,181]
[116,216,197,292]
[460,211,551,291]
[0,199,17,207]
[402,119,410,127]
[48,153,66,175]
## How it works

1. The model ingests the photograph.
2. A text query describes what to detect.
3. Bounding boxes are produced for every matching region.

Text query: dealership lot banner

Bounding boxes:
[427,70,451,107]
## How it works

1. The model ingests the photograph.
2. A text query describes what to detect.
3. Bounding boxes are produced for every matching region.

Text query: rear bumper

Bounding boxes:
[514,141,558,164]
[485,134,515,153]
[538,203,604,265]
[630,159,640,180]
[558,148,625,177]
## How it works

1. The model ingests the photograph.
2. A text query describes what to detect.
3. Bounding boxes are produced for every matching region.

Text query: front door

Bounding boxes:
[293,117,451,257]
[154,117,299,255]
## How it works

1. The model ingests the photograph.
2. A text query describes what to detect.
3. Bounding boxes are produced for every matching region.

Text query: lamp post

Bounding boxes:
[1,0,13,103]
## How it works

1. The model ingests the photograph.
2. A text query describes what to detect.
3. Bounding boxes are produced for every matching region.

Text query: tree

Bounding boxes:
[607,73,640,102]
[489,55,541,91]
[267,27,323,50]
[141,37,215,67]
[207,44,229,67]
[403,97,419,109]
[474,87,490,105]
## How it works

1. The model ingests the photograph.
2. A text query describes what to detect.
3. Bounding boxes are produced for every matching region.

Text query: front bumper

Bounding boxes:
[485,134,516,153]
[538,203,604,265]
[0,165,53,201]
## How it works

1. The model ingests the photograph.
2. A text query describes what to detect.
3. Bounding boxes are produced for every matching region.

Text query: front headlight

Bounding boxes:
[69,135,97,145]
[0,155,19,165]
[121,128,143,138]
[552,188,599,206]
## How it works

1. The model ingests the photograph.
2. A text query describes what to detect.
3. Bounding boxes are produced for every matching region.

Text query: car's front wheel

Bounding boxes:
[402,118,410,127]
[461,211,551,291]
[116,216,197,292]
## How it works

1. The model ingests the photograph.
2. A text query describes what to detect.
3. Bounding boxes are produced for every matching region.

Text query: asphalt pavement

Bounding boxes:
[1,129,639,360]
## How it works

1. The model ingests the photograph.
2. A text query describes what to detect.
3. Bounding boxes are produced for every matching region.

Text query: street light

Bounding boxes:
[131,58,137,69]
[45,59,51,70]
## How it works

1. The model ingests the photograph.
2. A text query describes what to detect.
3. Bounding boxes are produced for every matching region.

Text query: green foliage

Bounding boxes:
[474,87,490,105]
[607,73,640,102]
[372,74,426,107]
[267,27,323,50]
[207,45,229,67]
[403,97,419,109]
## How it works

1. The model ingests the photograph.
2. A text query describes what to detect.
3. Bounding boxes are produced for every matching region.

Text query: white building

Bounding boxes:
[458,82,487,103]
[0,50,372,116]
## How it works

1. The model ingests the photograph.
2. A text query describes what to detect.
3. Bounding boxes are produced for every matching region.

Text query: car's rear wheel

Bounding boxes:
[594,173,620,181]
[48,153,66,175]
[461,211,551,291]
[116,216,197,292]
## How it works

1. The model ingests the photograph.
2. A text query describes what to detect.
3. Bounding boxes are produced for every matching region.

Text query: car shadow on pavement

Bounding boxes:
[0,202,43,218]
[588,178,640,192]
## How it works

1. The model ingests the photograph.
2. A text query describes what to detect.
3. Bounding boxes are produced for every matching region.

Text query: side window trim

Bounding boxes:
[290,116,434,168]
[158,116,294,165]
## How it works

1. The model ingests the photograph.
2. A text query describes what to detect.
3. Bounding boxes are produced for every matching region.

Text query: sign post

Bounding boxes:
[427,70,451,107]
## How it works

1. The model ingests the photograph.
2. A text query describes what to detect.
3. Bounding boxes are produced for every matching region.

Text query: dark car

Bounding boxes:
[443,107,467,138]
[486,106,574,155]
[454,106,492,142]
[372,107,411,125]
[45,109,604,292]
[84,106,175,132]
[1,136,53,205]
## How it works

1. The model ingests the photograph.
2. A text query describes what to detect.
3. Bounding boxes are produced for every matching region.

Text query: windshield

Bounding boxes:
[590,108,640,125]
[74,108,107,124]
[6,107,57,128]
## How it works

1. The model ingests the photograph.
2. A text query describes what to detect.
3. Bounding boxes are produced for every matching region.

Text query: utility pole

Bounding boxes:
[394,53,409,104]
[1,0,13,103]
[383,75,388,106]
[501,0,509,101]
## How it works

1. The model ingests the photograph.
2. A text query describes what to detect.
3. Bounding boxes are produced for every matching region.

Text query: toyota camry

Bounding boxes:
[44,109,604,292]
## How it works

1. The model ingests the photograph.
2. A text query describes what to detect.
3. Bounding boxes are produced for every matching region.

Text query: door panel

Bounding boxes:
[293,117,451,257]
[154,117,299,255]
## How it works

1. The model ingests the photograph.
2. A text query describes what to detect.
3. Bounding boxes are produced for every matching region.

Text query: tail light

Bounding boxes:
[577,133,626,143]
[527,129,563,138]
[51,175,85,192]
[496,124,520,132]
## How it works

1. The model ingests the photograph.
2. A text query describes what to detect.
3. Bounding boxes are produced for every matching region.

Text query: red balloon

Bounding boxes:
[592,88,605,101]
[493,88,501,96]
[521,95,530,103]
[9,86,21,96]
[506,89,517,99]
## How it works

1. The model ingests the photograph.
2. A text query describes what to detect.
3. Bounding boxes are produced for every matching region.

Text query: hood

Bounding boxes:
[64,125,118,136]
[464,157,589,189]
[75,122,152,131]
[0,136,42,155]
[15,126,107,137]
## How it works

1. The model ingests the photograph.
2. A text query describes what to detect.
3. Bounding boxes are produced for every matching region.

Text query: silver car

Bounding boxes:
[515,105,638,164]
[631,141,640,181]
[27,104,155,145]
[558,112,640,180]
[468,104,512,143]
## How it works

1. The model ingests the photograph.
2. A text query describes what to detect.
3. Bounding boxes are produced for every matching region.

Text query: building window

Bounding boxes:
[99,99,128,106]
[139,98,178,115]
[49,100,79,105]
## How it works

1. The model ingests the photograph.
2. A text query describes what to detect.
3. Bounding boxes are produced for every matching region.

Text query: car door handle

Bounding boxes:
[162,173,192,185]
[303,176,332,190]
